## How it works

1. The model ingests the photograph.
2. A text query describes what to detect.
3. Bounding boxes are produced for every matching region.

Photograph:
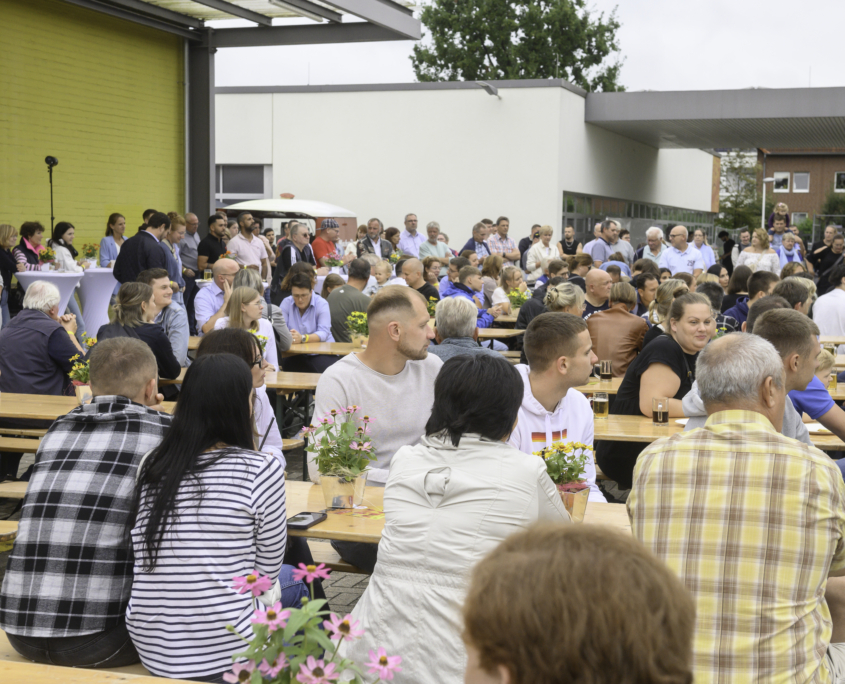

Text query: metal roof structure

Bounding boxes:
[586,86,845,150]
[62,0,420,45]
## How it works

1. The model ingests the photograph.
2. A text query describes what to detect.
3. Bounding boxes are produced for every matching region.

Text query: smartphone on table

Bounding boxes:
[288,511,328,530]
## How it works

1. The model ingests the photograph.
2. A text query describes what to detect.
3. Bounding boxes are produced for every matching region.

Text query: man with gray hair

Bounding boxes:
[429,297,500,362]
[0,280,86,396]
[630,332,845,684]
[419,220,451,276]
[357,218,392,260]
[635,226,667,264]
[459,222,492,260]
[683,308,819,444]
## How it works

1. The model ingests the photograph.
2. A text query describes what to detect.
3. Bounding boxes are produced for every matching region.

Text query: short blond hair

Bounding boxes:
[752,228,770,250]
[817,349,836,376]
[538,225,553,237]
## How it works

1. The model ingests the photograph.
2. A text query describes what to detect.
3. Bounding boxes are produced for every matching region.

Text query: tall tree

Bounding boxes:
[411,0,624,92]
[716,152,762,231]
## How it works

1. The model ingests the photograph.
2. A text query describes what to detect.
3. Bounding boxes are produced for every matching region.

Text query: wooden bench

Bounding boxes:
[0,437,41,453]
[282,438,305,451]
[307,540,366,574]
[0,428,47,438]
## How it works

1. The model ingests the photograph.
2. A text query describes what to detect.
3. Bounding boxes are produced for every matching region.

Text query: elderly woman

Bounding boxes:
[97,282,181,381]
[776,231,804,272]
[526,225,555,284]
[735,228,780,274]
[13,221,46,270]
[343,354,569,684]
[691,229,716,269]
[430,297,501,362]
[279,271,336,373]
[596,292,713,491]
[422,256,442,290]
[642,278,690,347]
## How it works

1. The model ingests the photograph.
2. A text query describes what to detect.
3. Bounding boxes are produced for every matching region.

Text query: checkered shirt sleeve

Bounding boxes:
[628,410,845,683]
[488,234,516,257]
[0,397,172,637]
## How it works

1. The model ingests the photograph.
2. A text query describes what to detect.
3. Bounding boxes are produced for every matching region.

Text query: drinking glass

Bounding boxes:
[592,392,609,420]
[203,268,212,281]
[652,397,669,426]
[830,373,838,392]
[599,360,613,382]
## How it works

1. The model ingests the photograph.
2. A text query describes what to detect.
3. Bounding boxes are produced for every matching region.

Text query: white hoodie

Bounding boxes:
[509,364,604,502]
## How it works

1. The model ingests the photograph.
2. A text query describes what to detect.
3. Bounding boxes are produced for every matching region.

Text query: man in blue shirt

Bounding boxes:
[459,222,492,260]
[397,213,426,257]
[194,259,239,335]
[450,266,502,328]
[658,225,704,277]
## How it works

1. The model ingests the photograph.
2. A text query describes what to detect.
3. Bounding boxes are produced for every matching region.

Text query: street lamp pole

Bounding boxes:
[762,177,775,229]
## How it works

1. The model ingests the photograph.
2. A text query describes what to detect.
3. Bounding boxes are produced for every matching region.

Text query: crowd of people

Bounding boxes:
[2,206,845,683]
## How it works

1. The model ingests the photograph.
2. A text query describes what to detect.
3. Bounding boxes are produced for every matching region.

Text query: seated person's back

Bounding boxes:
[586,282,647,377]
[0,338,171,669]
[343,355,569,684]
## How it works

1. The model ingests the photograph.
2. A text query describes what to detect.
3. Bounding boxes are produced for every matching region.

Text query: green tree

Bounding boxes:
[821,184,845,217]
[716,152,763,231]
[411,0,624,92]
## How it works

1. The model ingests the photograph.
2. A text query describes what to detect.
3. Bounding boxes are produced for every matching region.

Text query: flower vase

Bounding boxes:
[558,482,590,523]
[320,472,368,509]
[73,381,92,405]
[330,266,342,275]
[41,263,52,272]
[350,334,368,349]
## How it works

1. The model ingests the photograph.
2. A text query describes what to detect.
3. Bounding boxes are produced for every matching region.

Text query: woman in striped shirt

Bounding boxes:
[127,354,306,681]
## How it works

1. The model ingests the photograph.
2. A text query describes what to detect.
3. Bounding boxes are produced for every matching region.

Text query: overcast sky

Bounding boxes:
[214,0,843,92]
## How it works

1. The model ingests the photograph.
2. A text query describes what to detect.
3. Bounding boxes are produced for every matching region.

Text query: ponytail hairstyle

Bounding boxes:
[544,281,585,313]
[648,279,688,325]
[498,266,522,293]
[106,213,125,237]
[113,282,153,328]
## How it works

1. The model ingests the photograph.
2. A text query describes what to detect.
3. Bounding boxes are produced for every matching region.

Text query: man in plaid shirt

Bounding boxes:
[487,216,521,266]
[0,338,171,668]
[629,333,845,684]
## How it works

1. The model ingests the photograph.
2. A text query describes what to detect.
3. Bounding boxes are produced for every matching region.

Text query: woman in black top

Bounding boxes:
[720,264,752,313]
[596,292,713,490]
[97,282,181,382]
[0,224,22,328]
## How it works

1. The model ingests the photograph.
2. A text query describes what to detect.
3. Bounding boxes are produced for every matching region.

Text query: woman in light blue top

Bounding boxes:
[100,213,126,296]
[279,271,336,374]
[692,229,716,270]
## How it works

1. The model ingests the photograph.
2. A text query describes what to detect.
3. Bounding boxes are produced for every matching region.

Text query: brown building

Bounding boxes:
[757,148,845,225]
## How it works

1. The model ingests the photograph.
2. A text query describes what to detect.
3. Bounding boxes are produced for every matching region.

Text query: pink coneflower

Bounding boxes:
[232,572,272,597]
[362,415,374,423]
[366,648,403,681]
[250,601,291,632]
[259,654,288,677]
[291,562,331,583]
[295,655,340,684]
[323,613,365,641]
[222,661,255,683]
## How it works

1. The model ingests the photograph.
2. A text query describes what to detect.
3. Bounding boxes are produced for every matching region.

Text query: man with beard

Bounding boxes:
[311,286,443,572]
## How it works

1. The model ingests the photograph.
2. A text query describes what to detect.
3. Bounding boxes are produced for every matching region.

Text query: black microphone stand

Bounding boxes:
[48,164,55,232]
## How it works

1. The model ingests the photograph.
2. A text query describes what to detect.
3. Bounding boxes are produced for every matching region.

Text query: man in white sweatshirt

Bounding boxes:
[509,312,605,502]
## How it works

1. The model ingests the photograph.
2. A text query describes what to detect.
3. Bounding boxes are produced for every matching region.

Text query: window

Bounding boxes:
[792,212,808,225]
[835,172,845,193]
[773,172,790,192]
[215,165,272,206]
[793,172,810,193]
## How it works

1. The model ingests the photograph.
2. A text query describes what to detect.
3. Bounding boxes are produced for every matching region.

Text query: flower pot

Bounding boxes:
[73,381,92,405]
[558,482,589,523]
[329,266,342,275]
[320,472,368,509]
[350,334,368,349]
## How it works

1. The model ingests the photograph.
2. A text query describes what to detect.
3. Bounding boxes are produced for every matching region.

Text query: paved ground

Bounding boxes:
[0,452,368,614]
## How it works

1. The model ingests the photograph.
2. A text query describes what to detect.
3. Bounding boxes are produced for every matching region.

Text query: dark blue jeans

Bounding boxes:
[8,617,139,668]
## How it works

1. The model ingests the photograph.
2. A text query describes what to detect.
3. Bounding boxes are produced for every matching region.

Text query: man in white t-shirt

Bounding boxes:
[509,311,603,502]
[312,285,443,572]
[813,262,845,355]
[659,225,704,277]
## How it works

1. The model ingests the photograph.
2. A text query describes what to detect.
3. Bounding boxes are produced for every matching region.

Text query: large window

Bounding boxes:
[835,172,845,193]
[215,165,272,206]
[793,172,810,193]
[792,212,808,225]
[773,172,790,192]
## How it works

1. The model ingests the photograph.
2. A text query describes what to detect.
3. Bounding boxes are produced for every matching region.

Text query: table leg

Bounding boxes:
[301,390,313,482]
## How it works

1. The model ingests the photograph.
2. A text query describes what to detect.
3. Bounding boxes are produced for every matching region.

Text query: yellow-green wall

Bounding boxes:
[0,0,185,247]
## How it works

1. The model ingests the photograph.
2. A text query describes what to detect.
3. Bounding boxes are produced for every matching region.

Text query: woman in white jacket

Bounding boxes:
[48,221,89,339]
[525,224,555,283]
[343,354,570,684]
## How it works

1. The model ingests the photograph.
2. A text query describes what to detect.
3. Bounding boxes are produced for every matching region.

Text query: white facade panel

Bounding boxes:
[216,93,273,164]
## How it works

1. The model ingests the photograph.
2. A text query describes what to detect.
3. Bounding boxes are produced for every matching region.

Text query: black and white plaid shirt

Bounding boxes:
[0,396,172,637]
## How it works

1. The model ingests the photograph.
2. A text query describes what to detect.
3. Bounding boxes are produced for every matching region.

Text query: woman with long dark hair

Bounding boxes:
[126,354,307,681]
[0,224,22,328]
[48,221,89,339]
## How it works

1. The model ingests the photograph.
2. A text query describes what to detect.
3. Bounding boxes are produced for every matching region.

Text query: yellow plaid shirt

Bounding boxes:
[628,410,845,684]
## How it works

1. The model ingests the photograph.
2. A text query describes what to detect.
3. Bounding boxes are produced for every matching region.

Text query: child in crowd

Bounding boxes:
[364,261,392,296]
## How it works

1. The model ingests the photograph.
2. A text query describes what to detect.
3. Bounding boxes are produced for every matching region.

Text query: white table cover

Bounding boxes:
[77,267,118,338]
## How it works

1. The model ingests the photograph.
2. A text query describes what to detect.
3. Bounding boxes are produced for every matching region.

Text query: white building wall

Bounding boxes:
[215,85,715,247]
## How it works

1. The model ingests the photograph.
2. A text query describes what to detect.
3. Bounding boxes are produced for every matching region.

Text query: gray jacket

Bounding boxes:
[428,337,501,363]
[682,380,811,446]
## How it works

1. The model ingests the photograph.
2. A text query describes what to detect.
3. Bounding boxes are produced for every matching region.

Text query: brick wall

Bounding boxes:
[757,149,845,221]
[0,0,185,246]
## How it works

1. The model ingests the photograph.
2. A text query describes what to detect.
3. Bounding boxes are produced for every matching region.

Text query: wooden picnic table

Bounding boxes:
[160,369,321,391]
[0,394,175,422]
[476,327,524,339]
[285,481,629,542]
[573,378,623,395]
[821,337,845,346]
[282,342,355,356]
[495,313,517,326]
[594,414,845,451]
